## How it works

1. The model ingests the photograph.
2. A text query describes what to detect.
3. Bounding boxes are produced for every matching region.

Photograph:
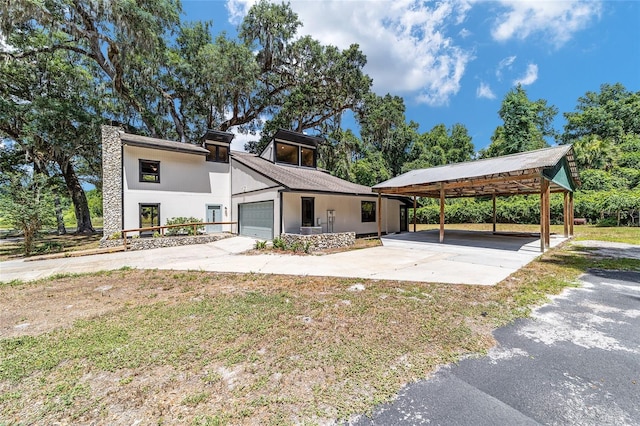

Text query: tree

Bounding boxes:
[404,123,474,172]
[563,83,640,144]
[482,85,557,157]
[241,1,371,153]
[351,152,392,187]
[0,172,55,254]
[317,128,363,181]
[356,93,416,177]
[2,0,183,138]
[0,38,101,233]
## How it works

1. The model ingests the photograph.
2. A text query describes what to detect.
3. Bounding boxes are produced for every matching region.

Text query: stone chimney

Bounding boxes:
[101,125,123,238]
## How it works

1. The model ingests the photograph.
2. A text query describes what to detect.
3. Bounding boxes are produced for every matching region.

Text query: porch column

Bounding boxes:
[413,196,417,232]
[439,184,445,243]
[569,192,575,236]
[492,194,497,233]
[563,191,569,238]
[377,192,382,239]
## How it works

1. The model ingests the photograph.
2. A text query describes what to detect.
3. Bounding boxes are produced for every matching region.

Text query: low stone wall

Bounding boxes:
[280,232,355,252]
[100,233,231,251]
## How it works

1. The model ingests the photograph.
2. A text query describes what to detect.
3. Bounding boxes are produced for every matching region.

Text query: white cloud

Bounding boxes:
[496,55,516,80]
[476,82,496,99]
[229,129,260,152]
[227,0,474,106]
[513,63,538,86]
[491,0,602,47]
[459,28,472,38]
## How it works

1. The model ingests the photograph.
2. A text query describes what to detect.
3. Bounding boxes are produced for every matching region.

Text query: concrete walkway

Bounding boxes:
[0,231,567,285]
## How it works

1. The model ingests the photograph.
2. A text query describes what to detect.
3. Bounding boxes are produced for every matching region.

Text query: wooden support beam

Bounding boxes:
[544,180,551,247]
[439,184,445,243]
[540,179,547,252]
[413,196,417,232]
[569,192,575,236]
[376,171,542,195]
[492,194,497,233]
[563,191,569,238]
[377,192,382,239]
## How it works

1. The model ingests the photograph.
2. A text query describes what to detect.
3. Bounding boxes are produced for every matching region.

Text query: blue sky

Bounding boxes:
[182,0,640,152]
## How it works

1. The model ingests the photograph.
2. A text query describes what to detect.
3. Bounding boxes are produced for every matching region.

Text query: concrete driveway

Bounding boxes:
[0,230,566,285]
[350,269,640,425]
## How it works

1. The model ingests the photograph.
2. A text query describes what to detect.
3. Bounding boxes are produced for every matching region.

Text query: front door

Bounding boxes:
[206,205,222,233]
[301,197,315,227]
[400,205,408,232]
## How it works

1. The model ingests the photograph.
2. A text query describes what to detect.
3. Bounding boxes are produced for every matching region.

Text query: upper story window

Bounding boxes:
[301,146,315,168]
[276,142,299,166]
[276,142,315,168]
[206,144,229,163]
[139,159,160,183]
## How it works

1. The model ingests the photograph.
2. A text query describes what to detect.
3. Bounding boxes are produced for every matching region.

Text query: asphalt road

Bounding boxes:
[351,269,640,425]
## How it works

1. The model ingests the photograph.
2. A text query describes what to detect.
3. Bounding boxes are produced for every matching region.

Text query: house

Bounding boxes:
[101,126,409,241]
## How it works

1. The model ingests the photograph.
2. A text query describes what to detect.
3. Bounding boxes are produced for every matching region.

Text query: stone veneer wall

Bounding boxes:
[100,234,231,251]
[101,125,123,238]
[280,232,355,252]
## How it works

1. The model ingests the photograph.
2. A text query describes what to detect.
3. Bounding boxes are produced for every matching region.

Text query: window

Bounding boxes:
[206,144,229,163]
[139,160,160,183]
[301,197,315,227]
[301,147,315,168]
[139,204,160,236]
[276,142,298,166]
[361,201,376,223]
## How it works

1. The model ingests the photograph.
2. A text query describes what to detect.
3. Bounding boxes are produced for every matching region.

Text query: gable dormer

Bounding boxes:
[203,129,234,163]
[260,129,321,168]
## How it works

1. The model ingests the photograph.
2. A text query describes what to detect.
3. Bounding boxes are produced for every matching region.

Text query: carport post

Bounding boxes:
[563,191,569,238]
[413,196,417,232]
[539,178,548,252]
[544,181,551,247]
[439,184,445,243]
[377,192,382,239]
[492,194,497,233]
[569,192,575,236]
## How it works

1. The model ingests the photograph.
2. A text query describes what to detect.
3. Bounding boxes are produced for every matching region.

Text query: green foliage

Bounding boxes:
[254,240,267,250]
[0,173,55,254]
[272,236,287,250]
[481,85,557,158]
[351,152,392,186]
[165,217,204,236]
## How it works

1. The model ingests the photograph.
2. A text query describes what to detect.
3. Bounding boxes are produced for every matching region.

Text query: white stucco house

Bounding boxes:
[101,126,409,241]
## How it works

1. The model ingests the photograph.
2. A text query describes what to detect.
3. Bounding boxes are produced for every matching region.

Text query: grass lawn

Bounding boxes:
[0,227,638,424]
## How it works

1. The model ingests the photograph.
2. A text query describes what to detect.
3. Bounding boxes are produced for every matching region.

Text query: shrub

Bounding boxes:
[272,236,287,250]
[254,240,267,250]
[165,217,204,236]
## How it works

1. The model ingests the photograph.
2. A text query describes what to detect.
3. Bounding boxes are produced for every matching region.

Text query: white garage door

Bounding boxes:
[239,201,274,240]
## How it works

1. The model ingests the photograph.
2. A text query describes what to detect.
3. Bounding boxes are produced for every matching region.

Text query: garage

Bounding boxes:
[239,201,274,240]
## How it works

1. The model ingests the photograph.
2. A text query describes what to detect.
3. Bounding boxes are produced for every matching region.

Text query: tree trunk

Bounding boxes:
[58,159,94,234]
[53,194,67,235]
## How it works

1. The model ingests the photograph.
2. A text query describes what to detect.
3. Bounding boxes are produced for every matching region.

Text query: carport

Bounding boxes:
[373,145,580,252]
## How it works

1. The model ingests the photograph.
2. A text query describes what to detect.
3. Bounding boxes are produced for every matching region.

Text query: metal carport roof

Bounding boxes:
[371,145,580,252]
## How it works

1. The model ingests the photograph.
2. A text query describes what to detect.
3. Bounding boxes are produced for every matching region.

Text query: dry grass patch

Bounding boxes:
[1,236,639,424]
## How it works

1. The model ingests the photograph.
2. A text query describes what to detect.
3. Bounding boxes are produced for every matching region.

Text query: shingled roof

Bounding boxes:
[373,145,580,198]
[231,151,375,196]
